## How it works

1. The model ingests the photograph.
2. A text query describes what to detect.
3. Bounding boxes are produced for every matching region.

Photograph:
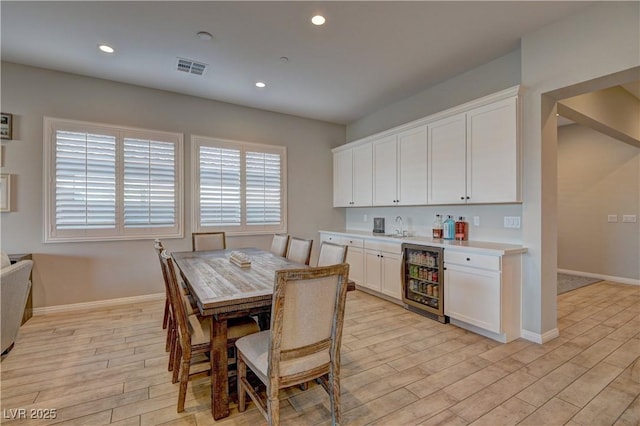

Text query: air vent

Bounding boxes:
[176,58,207,76]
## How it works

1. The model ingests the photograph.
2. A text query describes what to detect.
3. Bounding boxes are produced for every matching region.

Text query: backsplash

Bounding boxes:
[345,204,523,244]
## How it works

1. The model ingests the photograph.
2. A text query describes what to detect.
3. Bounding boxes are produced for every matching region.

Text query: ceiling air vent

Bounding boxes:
[176,58,207,76]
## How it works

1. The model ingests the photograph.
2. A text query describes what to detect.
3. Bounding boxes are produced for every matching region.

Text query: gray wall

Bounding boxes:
[0,62,346,308]
[558,124,639,280]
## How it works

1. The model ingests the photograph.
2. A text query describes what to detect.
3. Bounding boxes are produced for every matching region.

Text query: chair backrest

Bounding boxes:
[192,232,226,251]
[268,263,350,385]
[154,239,171,294]
[286,237,313,265]
[317,242,348,267]
[269,233,289,257]
[1,260,34,353]
[160,250,191,342]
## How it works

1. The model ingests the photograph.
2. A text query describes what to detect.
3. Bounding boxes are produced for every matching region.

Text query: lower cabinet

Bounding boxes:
[363,241,402,300]
[319,233,364,285]
[444,249,521,342]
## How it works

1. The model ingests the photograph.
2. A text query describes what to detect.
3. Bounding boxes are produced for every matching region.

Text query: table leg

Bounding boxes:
[211,317,229,420]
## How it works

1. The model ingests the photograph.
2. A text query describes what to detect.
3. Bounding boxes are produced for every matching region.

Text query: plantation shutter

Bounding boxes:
[199,146,242,226]
[54,130,116,230]
[123,138,176,228]
[246,151,281,225]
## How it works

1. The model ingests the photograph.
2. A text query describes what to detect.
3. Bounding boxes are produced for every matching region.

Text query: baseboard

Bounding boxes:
[558,269,639,286]
[32,293,165,316]
[520,327,560,344]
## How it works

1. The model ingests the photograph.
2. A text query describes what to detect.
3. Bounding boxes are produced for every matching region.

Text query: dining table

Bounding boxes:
[171,247,311,420]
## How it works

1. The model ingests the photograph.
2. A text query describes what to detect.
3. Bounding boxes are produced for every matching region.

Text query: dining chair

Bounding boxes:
[269,233,289,257]
[236,263,350,426]
[285,237,313,265]
[317,241,348,267]
[161,250,260,412]
[192,231,226,251]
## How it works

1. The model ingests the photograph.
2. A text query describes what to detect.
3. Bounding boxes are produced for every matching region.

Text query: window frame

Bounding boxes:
[43,117,184,243]
[191,134,287,236]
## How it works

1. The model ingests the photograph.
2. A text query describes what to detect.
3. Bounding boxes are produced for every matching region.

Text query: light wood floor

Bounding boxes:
[1,281,638,426]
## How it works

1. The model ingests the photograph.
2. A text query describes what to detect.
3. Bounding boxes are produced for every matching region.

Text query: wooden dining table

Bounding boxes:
[171,247,310,420]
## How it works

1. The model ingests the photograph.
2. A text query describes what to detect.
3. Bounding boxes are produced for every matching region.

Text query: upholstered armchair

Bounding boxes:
[1,258,34,355]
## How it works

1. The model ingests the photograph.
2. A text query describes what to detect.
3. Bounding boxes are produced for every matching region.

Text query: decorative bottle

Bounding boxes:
[443,215,455,240]
[455,216,468,241]
[432,214,443,239]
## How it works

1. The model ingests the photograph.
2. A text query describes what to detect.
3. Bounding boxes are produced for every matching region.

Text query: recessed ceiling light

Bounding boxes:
[255,81,266,88]
[197,31,213,41]
[311,15,326,26]
[98,44,115,54]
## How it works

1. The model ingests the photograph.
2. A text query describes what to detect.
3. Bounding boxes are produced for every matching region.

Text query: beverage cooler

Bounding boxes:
[401,243,447,323]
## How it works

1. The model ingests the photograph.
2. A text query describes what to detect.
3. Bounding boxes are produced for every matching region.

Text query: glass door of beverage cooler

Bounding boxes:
[402,243,447,323]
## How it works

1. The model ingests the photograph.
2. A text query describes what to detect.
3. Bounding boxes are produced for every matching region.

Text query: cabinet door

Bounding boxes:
[397,126,428,206]
[428,113,467,204]
[466,97,519,203]
[445,265,501,333]
[352,144,373,206]
[345,246,364,285]
[363,249,382,291]
[372,135,398,206]
[333,149,353,207]
[380,251,402,299]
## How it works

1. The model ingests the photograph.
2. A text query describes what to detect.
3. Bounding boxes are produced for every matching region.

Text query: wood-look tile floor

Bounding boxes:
[1,281,638,426]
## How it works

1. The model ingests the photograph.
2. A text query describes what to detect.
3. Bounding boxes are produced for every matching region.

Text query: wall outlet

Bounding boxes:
[608,215,618,223]
[503,216,521,229]
[473,216,480,227]
[363,214,368,222]
[622,214,637,223]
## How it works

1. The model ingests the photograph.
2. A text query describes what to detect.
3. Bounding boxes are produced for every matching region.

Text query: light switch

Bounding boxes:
[608,215,618,223]
[622,215,637,223]
[473,216,480,227]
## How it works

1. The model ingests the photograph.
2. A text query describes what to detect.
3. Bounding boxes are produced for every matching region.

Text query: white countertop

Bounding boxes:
[319,229,527,256]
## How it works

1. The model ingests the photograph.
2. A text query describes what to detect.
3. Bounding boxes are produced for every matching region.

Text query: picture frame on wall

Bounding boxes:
[0,174,11,212]
[1,113,13,140]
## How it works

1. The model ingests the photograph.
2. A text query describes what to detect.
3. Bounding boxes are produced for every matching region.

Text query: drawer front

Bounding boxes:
[444,250,500,271]
[364,239,402,254]
[343,237,364,248]
[321,233,343,244]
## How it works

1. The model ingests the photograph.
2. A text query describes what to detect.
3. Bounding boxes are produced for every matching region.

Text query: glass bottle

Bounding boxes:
[443,215,455,240]
[455,216,468,241]
[432,214,443,239]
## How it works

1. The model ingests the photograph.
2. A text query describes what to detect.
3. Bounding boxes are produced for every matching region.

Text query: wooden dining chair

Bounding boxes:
[160,250,260,412]
[192,231,226,251]
[236,263,350,426]
[269,233,289,257]
[285,237,313,265]
[317,241,348,267]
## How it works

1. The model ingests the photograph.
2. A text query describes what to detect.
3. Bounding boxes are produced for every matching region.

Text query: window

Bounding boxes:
[44,117,183,242]
[192,135,286,234]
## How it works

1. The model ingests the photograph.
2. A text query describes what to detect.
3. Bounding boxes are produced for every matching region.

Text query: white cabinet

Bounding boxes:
[372,126,428,206]
[363,240,402,300]
[466,97,520,203]
[428,113,467,204]
[319,233,364,285]
[429,97,520,204]
[444,249,521,342]
[333,144,372,207]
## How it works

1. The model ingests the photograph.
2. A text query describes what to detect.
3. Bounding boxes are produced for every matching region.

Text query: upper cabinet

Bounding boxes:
[372,126,429,206]
[333,143,372,207]
[333,86,522,207]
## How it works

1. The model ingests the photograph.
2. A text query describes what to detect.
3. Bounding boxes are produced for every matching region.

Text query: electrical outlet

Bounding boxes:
[473,216,480,227]
[608,215,618,223]
[363,214,368,222]
[503,216,521,229]
[622,214,637,223]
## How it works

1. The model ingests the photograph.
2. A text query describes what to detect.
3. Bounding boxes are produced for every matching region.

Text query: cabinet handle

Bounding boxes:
[466,196,470,200]
[466,258,471,261]
[460,196,464,200]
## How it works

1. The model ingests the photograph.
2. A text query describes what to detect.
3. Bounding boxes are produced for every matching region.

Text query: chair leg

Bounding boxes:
[329,371,341,426]
[162,297,170,330]
[172,344,182,384]
[267,395,279,426]
[237,355,247,412]
[177,356,191,413]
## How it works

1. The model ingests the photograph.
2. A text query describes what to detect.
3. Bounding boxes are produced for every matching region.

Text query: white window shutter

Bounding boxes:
[246,151,281,225]
[199,146,242,226]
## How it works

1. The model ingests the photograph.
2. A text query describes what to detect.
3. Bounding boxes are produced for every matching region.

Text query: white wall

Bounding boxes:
[0,62,346,308]
[558,124,639,280]
[520,1,640,338]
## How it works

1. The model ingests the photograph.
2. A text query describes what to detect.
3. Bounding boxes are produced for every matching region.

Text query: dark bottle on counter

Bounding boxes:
[455,216,468,241]
[432,214,443,239]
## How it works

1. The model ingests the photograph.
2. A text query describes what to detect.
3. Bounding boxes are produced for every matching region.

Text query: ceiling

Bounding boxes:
[1,1,595,125]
